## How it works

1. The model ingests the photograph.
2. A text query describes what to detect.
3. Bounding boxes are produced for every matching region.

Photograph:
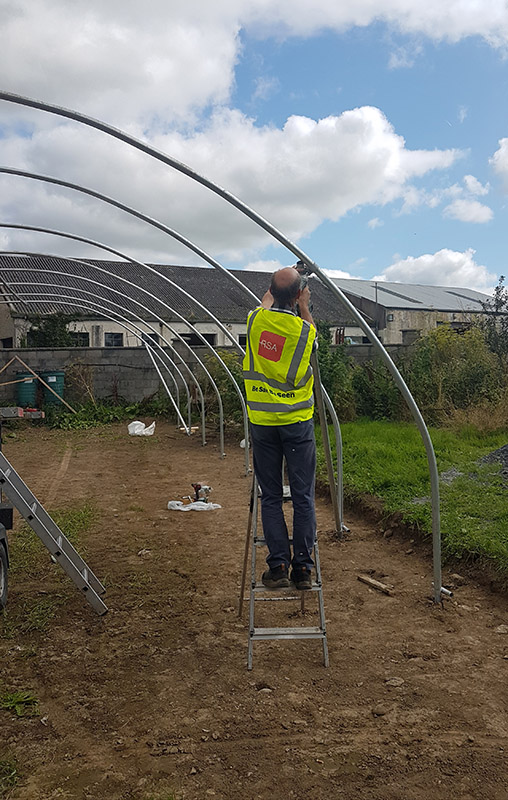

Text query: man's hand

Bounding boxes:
[261,289,274,309]
[298,285,311,308]
[297,284,315,328]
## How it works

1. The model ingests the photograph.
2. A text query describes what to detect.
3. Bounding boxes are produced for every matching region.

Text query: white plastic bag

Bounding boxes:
[128,420,156,436]
[167,500,222,511]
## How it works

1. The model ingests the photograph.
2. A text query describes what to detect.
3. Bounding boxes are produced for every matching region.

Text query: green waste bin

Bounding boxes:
[16,371,38,407]
[40,370,65,406]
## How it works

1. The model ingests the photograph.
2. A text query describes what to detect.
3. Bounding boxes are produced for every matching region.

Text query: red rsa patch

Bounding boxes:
[258,330,286,362]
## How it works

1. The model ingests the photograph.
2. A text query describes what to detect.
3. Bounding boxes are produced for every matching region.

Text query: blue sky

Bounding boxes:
[232,28,507,285]
[1,2,508,294]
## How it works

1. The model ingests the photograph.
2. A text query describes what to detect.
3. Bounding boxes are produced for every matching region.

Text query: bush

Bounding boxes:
[45,393,178,430]
[351,360,401,420]
[316,323,356,420]
[200,349,245,426]
[400,325,502,423]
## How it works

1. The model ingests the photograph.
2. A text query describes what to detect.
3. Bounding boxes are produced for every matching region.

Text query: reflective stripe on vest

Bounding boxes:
[247,398,314,413]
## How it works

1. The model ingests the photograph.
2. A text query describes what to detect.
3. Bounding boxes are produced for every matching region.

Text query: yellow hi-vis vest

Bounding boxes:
[242,306,316,426]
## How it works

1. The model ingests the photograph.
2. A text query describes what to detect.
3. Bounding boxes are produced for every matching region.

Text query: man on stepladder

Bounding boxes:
[243,265,317,591]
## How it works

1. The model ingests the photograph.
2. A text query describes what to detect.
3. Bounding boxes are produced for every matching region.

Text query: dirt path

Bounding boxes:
[1,422,508,800]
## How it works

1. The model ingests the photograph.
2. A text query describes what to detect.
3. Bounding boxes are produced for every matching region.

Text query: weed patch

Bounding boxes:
[0,595,63,639]
[0,689,39,718]
[8,502,97,576]
[0,757,20,797]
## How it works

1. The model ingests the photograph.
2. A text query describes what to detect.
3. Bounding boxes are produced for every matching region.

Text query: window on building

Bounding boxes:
[104,332,124,347]
[141,332,160,345]
[401,329,420,345]
[180,332,216,347]
[1,337,13,348]
[69,331,90,347]
[238,334,247,347]
[436,320,472,335]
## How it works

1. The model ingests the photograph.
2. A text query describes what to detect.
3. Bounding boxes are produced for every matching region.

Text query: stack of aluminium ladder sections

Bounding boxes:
[239,473,328,670]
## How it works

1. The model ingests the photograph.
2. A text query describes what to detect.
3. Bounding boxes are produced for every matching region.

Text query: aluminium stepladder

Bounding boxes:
[0,451,107,615]
[239,472,328,670]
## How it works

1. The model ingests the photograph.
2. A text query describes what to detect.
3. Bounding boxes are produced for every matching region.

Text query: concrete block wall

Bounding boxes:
[0,341,406,408]
[0,348,163,405]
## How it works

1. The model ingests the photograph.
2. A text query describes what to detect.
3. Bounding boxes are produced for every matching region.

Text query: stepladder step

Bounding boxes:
[250,626,326,640]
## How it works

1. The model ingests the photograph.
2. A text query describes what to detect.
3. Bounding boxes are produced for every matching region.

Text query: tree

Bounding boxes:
[24,313,79,348]
[480,276,508,366]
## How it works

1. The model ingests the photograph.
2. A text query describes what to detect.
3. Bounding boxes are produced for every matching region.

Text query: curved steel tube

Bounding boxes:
[0,244,230,457]
[0,288,201,430]
[0,91,442,599]
[0,290,187,427]
[0,178,259,342]
[0,183,251,464]
[0,272,199,434]
[0,258,201,432]
[0,220,243,462]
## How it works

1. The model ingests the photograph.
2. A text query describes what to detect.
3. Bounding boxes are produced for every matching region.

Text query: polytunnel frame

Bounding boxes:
[0,176,345,528]
[0,91,444,601]
[0,201,252,468]
[0,287,208,435]
[0,248,234,458]
[0,270,193,431]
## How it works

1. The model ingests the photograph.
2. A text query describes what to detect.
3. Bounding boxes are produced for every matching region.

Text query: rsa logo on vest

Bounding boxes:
[258,330,286,362]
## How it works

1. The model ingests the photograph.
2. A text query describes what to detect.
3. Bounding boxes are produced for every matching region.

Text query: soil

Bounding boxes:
[1,421,508,800]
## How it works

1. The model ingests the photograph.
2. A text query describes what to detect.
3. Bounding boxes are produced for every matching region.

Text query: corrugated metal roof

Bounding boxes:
[0,256,354,325]
[330,278,491,311]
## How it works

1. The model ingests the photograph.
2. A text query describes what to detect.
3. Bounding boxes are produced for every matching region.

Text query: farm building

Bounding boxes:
[0,255,494,348]
[0,255,358,348]
[330,278,492,345]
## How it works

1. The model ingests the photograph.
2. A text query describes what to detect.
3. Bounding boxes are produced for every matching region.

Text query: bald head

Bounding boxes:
[270,267,301,308]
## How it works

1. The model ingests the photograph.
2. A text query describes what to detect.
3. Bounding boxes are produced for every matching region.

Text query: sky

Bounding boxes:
[1,1,508,294]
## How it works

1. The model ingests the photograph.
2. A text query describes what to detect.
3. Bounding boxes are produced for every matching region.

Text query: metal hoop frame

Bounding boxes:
[0,91,443,600]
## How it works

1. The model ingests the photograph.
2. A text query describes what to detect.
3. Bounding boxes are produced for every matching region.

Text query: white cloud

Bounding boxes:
[0,106,461,263]
[243,259,286,272]
[490,138,508,189]
[368,217,384,228]
[443,198,493,223]
[463,174,489,195]
[243,1,508,46]
[458,105,468,123]
[0,1,501,270]
[378,248,497,293]
[0,1,507,131]
[322,267,364,279]
[388,43,424,69]
[251,77,280,103]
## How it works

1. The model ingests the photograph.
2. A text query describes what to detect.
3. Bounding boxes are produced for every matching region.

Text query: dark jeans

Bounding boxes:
[250,419,316,571]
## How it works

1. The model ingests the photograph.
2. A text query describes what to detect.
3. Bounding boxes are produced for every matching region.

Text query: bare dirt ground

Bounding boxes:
[1,421,508,800]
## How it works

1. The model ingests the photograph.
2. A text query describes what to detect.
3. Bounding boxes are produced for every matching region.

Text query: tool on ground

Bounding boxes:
[191,483,212,502]
[239,470,328,670]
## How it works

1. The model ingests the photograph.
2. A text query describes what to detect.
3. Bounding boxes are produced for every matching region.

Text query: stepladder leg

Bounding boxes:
[239,472,256,617]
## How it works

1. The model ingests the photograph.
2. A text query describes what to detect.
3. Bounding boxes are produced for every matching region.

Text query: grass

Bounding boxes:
[1,501,97,640]
[0,757,20,797]
[0,689,39,718]
[0,595,63,639]
[317,419,508,574]
[8,502,97,576]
